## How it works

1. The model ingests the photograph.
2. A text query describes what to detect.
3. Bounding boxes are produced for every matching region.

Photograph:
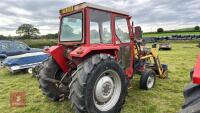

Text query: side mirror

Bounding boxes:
[135,26,143,40]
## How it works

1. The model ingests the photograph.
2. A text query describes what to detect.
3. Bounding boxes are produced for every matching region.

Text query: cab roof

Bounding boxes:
[60,2,129,16]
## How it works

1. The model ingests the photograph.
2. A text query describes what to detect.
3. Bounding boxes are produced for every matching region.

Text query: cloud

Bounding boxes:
[0,0,199,36]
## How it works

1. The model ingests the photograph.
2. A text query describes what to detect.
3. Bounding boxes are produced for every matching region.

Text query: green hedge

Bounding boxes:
[20,39,57,48]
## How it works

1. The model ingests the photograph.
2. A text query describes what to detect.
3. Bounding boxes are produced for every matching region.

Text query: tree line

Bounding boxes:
[157,26,200,33]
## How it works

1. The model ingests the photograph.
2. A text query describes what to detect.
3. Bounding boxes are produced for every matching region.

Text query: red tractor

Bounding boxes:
[38,2,168,113]
[181,54,200,113]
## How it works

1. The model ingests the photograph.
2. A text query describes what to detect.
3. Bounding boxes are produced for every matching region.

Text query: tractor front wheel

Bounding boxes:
[140,69,156,90]
[69,54,128,113]
[38,57,69,101]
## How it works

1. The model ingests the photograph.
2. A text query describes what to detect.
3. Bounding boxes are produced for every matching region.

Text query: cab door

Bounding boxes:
[114,15,134,77]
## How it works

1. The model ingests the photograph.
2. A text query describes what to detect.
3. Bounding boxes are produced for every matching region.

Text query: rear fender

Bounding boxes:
[47,45,68,73]
[69,45,135,78]
[69,45,119,58]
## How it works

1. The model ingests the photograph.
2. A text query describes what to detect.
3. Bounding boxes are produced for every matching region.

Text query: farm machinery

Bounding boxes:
[38,2,168,113]
[180,54,200,113]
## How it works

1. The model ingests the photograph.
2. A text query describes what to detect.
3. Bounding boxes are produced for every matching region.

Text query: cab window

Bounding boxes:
[90,9,112,44]
[90,22,100,43]
[115,17,130,43]
[60,13,83,41]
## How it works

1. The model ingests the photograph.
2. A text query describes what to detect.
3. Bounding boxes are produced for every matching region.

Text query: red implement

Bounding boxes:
[193,54,200,84]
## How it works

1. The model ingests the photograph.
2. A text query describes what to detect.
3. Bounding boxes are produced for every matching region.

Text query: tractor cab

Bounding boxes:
[59,2,134,45]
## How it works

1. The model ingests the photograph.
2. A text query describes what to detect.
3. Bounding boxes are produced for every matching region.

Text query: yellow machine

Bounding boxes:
[134,40,168,79]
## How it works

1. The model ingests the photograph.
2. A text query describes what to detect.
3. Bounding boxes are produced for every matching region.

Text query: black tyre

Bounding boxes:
[140,69,156,90]
[162,64,168,78]
[69,54,128,113]
[180,82,200,113]
[190,68,194,80]
[32,64,43,77]
[38,57,69,101]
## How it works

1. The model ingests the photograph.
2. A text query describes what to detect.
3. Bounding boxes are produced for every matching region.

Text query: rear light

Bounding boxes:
[43,48,49,52]
[76,48,84,54]
[43,46,50,53]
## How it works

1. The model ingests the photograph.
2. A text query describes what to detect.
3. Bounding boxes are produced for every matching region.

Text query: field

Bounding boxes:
[0,43,200,113]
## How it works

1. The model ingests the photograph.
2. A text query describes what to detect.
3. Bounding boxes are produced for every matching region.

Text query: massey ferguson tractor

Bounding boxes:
[38,2,168,113]
[180,54,200,113]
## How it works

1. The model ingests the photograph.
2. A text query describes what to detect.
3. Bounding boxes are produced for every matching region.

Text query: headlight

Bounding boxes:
[10,66,20,71]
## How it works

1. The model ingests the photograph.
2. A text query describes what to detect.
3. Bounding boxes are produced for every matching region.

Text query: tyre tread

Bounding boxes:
[69,54,126,113]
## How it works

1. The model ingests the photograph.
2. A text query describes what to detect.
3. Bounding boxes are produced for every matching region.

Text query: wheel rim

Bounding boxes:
[147,74,155,89]
[93,69,121,111]
[28,68,33,74]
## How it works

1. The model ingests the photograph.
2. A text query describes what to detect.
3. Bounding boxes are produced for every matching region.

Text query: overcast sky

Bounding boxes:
[0,0,199,36]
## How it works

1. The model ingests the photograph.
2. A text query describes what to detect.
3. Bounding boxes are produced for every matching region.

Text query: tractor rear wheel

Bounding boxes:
[140,69,156,90]
[180,82,200,113]
[69,54,128,113]
[38,57,69,101]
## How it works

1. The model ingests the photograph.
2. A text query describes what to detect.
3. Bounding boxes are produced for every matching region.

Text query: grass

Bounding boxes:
[0,43,200,113]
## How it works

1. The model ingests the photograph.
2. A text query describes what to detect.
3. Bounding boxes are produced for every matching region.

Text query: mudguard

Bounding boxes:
[48,45,119,73]
[47,45,68,73]
[193,54,200,84]
[70,45,119,58]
